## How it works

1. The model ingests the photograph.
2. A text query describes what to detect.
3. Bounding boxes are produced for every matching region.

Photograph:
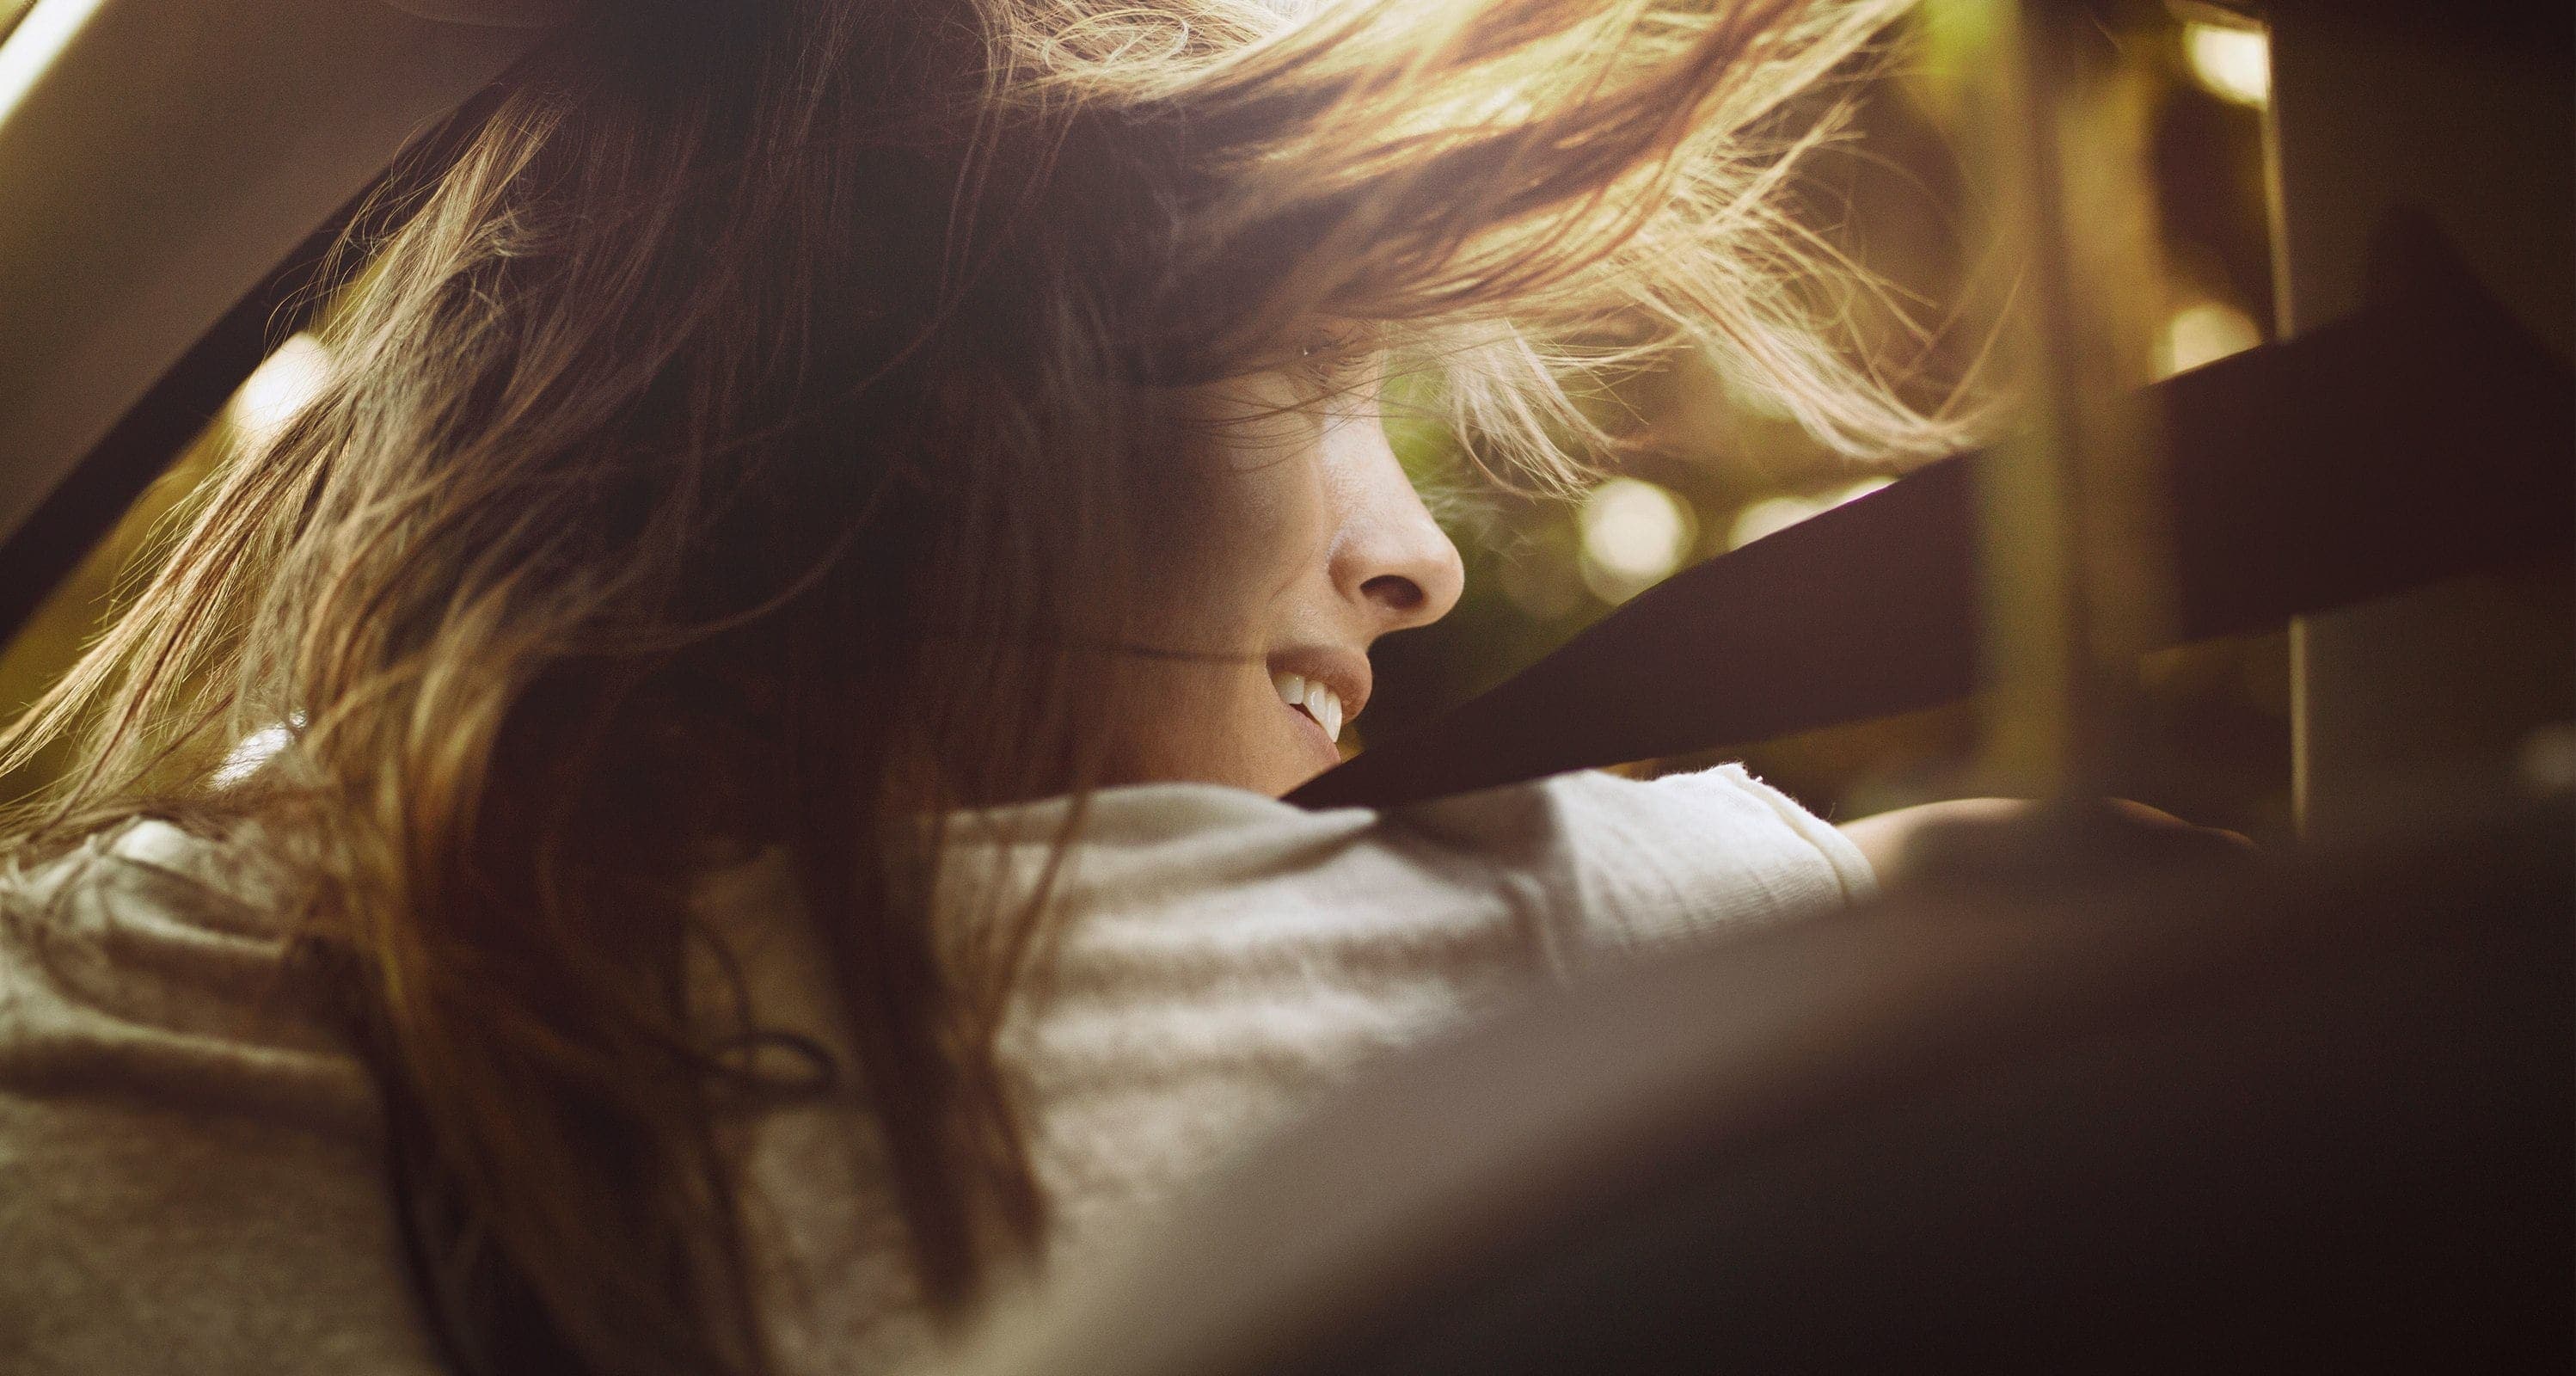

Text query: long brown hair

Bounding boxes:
[1,0,1956,1370]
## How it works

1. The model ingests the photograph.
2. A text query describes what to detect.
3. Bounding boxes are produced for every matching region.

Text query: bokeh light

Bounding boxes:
[2183,21,2270,108]
[1726,477,1893,551]
[1579,478,1696,603]
[2156,299,2262,377]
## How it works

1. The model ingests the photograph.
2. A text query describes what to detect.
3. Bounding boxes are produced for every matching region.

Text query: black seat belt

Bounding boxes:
[1293,217,2573,811]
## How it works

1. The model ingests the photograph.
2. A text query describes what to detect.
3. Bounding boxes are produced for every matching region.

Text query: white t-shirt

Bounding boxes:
[0,765,1871,1374]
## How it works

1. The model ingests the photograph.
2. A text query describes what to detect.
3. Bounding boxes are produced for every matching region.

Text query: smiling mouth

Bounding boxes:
[1271,671,1347,743]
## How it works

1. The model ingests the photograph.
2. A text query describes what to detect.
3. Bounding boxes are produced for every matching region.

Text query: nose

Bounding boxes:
[1326,415,1465,636]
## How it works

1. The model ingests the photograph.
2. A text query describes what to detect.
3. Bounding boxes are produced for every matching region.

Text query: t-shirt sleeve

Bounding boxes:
[1524,764,1875,959]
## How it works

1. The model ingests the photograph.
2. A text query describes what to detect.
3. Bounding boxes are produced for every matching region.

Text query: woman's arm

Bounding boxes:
[1841,798,2251,891]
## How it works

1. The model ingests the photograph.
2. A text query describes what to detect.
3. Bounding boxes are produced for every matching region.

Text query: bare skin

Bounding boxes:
[1842,797,2253,888]
[1110,355,1462,798]
[1119,352,2231,885]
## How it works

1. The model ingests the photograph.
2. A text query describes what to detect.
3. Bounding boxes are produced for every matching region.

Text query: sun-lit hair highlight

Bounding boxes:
[1,2,1960,1372]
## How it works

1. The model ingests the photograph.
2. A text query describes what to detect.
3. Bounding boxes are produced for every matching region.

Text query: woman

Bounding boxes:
[0,0,1991,1372]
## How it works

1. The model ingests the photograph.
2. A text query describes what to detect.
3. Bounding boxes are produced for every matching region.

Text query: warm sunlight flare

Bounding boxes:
[224,333,332,449]
[1725,476,1893,552]
[2156,299,2262,377]
[1579,477,1696,602]
[2183,20,2270,107]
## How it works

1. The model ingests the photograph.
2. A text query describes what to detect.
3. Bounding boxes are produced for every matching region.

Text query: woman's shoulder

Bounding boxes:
[1369,763,1870,952]
[0,818,371,1130]
[0,820,440,1375]
[1064,765,1873,926]
[863,769,1872,1307]
[932,765,1873,996]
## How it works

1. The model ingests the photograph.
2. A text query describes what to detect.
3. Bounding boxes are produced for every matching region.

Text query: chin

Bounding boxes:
[1230,736,1338,799]
[1229,746,1329,800]
[1265,762,1327,799]
[1103,724,1319,798]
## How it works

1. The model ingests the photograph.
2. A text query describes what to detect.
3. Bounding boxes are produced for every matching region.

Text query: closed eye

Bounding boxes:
[1295,331,1380,396]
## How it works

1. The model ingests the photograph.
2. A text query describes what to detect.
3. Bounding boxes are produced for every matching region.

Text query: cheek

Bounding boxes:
[1091,632,1311,794]
[1092,392,1334,794]
[1140,408,1331,642]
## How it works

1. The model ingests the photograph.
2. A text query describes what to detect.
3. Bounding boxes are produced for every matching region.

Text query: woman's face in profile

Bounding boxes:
[1113,353,1464,797]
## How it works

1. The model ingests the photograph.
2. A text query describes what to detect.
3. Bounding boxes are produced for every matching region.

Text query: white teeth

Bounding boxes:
[1272,671,1347,744]
[1304,679,1344,744]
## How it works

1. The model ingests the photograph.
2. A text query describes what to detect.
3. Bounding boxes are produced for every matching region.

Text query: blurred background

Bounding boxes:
[1375,1,2292,838]
[0,1,2293,838]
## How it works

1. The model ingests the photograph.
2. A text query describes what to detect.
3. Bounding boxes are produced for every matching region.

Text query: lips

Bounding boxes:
[1271,671,1346,742]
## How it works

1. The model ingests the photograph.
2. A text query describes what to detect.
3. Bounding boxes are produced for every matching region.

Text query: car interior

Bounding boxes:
[3,0,2567,1369]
